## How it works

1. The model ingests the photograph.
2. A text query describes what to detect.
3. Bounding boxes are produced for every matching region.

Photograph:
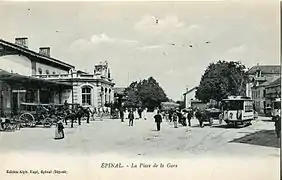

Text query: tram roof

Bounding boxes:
[222,96,253,101]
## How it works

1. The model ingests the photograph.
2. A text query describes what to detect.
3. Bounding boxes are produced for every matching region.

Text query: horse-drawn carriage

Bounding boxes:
[18,102,63,128]
[195,108,222,127]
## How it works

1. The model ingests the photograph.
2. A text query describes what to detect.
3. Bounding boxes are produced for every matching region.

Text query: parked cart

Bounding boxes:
[18,102,61,128]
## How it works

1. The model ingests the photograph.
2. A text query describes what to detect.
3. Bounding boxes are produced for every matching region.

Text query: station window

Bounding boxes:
[53,72,56,75]
[82,86,92,105]
[46,70,49,75]
[38,68,42,75]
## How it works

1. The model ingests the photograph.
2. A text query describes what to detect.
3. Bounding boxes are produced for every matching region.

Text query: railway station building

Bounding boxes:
[0,37,115,117]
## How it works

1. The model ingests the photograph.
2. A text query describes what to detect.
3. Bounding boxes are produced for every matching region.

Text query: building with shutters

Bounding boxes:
[246,65,281,115]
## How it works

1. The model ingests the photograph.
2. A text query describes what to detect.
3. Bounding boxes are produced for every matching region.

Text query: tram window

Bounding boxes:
[245,105,253,112]
[224,101,243,110]
[274,102,281,109]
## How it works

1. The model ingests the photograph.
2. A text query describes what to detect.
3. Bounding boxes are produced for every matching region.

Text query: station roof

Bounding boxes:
[0,38,74,70]
[0,69,72,89]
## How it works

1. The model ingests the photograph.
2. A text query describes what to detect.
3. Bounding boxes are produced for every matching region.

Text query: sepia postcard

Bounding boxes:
[0,0,280,180]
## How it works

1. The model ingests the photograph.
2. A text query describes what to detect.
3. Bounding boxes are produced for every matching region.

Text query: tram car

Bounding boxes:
[271,98,281,121]
[222,96,254,127]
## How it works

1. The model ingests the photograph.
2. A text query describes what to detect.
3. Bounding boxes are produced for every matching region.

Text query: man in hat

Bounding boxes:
[128,109,134,126]
[154,110,163,131]
[120,107,124,122]
[274,115,281,138]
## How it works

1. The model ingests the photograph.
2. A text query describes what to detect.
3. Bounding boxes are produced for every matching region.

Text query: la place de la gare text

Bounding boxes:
[101,162,178,168]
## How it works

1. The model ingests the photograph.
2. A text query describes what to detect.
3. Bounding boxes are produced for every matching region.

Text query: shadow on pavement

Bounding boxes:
[230,130,281,148]
[211,123,252,129]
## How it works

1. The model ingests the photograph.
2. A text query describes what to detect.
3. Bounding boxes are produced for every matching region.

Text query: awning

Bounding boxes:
[0,69,72,89]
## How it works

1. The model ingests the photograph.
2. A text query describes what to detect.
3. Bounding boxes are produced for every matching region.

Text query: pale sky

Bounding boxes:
[0,1,279,100]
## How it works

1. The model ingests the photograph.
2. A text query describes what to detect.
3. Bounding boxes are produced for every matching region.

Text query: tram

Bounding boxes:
[222,96,254,127]
[271,98,281,121]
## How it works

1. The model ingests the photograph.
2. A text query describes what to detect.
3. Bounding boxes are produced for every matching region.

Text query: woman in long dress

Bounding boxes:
[142,108,148,120]
[54,120,64,140]
[134,108,139,119]
[124,108,129,119]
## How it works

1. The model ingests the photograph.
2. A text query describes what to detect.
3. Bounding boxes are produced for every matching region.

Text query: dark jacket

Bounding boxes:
[187,111,193,119]
[128,112,134,120]
[154,114,162,123]
[275,117,281,130]
[172,113,178,121]
[58,122,64,131]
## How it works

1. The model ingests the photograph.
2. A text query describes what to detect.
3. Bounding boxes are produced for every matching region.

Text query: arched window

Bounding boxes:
[46,70,49,75]
[109,89,111,102]
[82,86,92,105]
[105,88,108,103]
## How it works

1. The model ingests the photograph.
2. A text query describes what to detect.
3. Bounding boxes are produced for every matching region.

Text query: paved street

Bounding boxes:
[0,113,280,158]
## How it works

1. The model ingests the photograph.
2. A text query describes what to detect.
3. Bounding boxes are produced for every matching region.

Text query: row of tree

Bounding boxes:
[121,60,248,111]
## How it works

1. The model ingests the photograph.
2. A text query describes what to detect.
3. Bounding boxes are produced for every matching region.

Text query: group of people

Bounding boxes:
[152,108,195,131]
[118,106,196,131]
[119,107,148,124]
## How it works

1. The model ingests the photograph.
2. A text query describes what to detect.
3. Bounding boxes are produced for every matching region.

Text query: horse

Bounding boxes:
[195,110,209,128]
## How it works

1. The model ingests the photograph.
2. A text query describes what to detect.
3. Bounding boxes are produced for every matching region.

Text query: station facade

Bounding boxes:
[0,37,114,117]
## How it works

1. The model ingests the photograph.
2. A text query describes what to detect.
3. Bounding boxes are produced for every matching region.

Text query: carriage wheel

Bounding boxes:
[19,113,35,127]
[43,117,53,128]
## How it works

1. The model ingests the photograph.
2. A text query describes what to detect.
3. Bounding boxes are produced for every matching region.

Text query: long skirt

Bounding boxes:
[142,112,147,120]
[54,128,64,140]
[173,121,178,128]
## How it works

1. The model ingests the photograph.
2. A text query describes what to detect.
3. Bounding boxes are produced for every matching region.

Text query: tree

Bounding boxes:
[124,77,168,110]
[195,61,248,103]
[124,81,141,108]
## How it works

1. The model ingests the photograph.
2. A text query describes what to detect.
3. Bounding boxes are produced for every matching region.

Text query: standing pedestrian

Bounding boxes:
[124,108,129,119]
[142,107,148,120]
[99,106,104,121]
[274,116,281,138]
[168,109,173,122]
[64,100,69,111]
[120,107,124,122]
[128,109,134,126]
[54,120,64,140]
[154,110,162,131]
[187,110,193,127]
[138,107,142,119]
[172,111,178,128]
[134,108,139,120]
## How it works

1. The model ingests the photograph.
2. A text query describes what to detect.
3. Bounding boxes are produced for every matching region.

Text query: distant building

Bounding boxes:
[246,65,281,114]
[183,86,198,109]
[265,77,281,102]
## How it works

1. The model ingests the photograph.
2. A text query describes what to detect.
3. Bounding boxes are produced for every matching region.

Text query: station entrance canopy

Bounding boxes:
[0,69,72,89]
